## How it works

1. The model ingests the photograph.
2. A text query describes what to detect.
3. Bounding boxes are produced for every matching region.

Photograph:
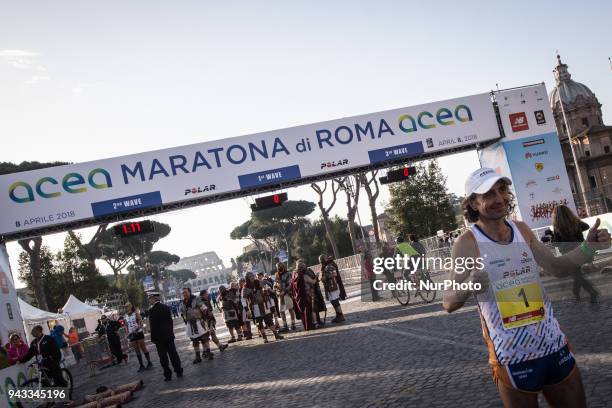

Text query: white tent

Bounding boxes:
[18,298,64,322]
[61,295,103,337]
[18,298,70,343]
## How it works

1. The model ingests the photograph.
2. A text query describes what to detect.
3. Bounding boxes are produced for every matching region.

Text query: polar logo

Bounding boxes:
[321,159,349,169]
[184,185,216,195]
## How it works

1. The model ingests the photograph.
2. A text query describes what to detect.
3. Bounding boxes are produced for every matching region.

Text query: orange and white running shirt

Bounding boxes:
[471,219,567,365]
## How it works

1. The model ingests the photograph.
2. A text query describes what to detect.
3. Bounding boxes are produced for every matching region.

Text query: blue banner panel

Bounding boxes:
[91,191,163,217]
[238,165,301,189]
[368,142,424,164]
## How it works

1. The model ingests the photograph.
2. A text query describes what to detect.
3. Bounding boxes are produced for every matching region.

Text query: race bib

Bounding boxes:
[494,280,545,329]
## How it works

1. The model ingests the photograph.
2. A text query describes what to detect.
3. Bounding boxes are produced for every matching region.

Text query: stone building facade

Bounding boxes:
[549,55,612,215]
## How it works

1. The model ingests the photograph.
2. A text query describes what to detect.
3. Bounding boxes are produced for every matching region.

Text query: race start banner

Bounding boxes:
[0,92,501,238]
[480,84,575,228]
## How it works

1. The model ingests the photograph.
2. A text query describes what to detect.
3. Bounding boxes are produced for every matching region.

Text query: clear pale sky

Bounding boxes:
[2,1,611,287]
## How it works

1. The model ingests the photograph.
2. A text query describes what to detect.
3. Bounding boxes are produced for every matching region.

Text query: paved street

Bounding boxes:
[69,271,612,408]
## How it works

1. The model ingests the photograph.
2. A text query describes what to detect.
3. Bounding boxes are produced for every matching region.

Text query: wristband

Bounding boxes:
[579,242,597,258]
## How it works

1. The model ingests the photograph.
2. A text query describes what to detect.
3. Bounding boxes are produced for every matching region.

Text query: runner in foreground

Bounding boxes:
[443,168,610,408]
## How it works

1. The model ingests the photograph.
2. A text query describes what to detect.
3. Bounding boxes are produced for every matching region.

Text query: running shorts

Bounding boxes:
[491,344,576,392]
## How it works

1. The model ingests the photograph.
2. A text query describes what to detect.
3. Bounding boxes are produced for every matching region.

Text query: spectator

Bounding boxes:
[67,327,83,363]
[551,205,599,303]
[6,333,29,365]
[541,229,554,243]
[148,292,182,381]
[207,291,214,309]
[363,252,380,301]
[50,325,68,349]
[0,344,10,369]
[99,315,128,365]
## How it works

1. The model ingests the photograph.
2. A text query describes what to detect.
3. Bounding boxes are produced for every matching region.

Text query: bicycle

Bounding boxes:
[410,269,437,303]
[17,360,73,408]
[383,269,410,306]
[391,268,437,306]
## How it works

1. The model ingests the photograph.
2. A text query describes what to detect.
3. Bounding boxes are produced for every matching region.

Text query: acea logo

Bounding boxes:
[398,105,472,133]
[9,168,112,203]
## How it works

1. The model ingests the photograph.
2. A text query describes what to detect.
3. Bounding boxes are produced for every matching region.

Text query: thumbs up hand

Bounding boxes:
[586,218,611,251]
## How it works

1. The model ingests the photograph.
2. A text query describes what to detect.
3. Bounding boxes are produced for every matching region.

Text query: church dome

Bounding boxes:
[549,55,598,109]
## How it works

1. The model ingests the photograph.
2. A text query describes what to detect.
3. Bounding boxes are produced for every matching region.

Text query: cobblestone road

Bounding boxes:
[69,271,612,408]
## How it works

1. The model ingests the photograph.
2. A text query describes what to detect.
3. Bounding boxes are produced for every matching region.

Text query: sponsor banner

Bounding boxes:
[143,275,155,291]
[504,132,575,227]
[277,249,288,263]
[496,83,557,141]
[0,244,28,408]
[482,84,575,228]
[0,244,24,348]
[0,363,28,408]
[479,141,520,220]
[0,92,500,237]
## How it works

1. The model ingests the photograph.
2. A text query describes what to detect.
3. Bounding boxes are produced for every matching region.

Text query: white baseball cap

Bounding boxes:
[465,168,512,196]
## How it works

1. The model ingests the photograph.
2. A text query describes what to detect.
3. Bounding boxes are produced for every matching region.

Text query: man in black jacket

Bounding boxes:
[98,315,127,364]
[147,292,183,381]
[19,325,67,387]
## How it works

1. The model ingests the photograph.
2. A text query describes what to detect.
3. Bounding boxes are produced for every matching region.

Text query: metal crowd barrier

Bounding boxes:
[80,327,130,376]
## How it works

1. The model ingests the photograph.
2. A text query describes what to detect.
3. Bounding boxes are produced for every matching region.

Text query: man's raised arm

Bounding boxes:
[443,231,489,313]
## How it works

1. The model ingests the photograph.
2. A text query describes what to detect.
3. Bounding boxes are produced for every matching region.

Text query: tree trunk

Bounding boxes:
[68,225,106,274]
[361,171,381,244]
[322,216,340,259]
[311,181,342,259]
[347,209,358,254]
[338,176,361,255]
[18,237,49,310]
[369,202,380,244]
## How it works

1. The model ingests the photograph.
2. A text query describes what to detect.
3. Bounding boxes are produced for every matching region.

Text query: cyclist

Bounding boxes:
[443,167,611,408]
[408,234,426,257]
[19,325,67,387]
[379,243,397,286]
[395,235,419,277]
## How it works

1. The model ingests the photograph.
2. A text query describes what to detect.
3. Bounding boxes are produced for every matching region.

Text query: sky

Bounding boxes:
[2,0,611,287]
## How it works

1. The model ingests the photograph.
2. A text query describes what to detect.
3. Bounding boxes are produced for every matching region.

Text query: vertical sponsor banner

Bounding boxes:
[479,142,520,221]
[0,244,24,347]
[504,132,574,227]
[483,84,575,228]
[0,243,27,408]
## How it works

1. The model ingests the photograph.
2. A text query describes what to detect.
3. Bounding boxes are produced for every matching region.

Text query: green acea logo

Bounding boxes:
[398,105,472,133]
[9,168,113,203]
